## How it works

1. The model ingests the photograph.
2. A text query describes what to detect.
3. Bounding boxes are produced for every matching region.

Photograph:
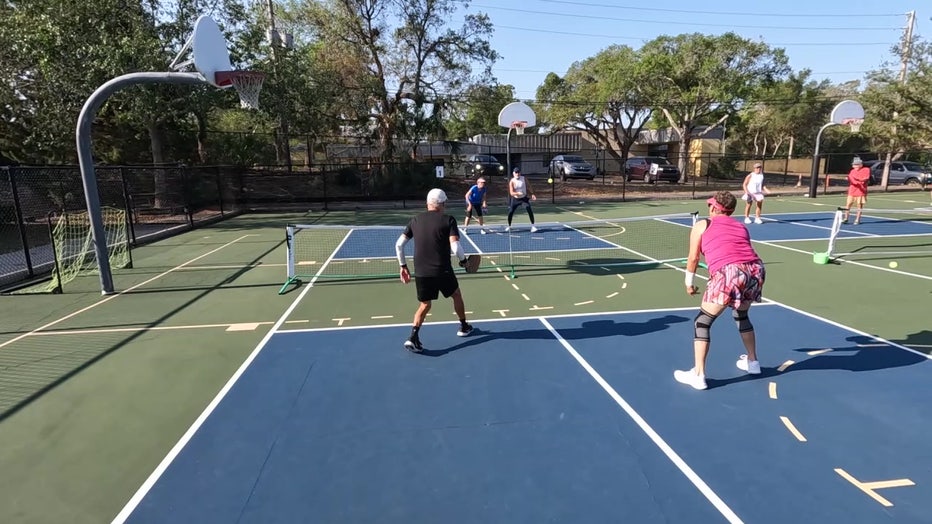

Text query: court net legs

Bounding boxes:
[817,206,932,263]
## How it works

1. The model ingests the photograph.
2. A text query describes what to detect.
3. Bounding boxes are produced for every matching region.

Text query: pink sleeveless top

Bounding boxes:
[700,215,761,275]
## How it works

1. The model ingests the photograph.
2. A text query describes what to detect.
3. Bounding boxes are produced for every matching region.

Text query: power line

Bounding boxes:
[476,4,900,31]
[537,0,905,18]
[495,25,896,46]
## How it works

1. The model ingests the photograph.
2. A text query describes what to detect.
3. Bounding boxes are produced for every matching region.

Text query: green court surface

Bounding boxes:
[0,195,929,523]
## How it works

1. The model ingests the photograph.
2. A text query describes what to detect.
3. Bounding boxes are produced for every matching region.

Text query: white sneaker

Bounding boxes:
[480,228,487,235]
[504,226,511,232]
[530,226,538,233]
[754,217,763,225]
[674,368,707,390]
[736,355,761,375]
[744,217,752,224]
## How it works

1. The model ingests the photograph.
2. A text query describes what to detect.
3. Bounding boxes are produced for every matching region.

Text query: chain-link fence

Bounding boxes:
[4,147,928,290]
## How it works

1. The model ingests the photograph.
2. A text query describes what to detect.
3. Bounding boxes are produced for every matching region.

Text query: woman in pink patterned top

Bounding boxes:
[674,190,766,391]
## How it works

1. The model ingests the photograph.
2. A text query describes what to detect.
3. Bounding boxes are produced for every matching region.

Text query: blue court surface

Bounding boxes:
[333,223,627,260]
[667,211,932,243]
[117,304,931,523]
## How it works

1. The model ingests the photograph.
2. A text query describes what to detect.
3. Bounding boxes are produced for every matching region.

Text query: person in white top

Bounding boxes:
[741,162,770,224]
[506,166,537,232]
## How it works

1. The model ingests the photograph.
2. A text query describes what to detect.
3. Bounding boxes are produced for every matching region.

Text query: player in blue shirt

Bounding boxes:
[463,177,488,234]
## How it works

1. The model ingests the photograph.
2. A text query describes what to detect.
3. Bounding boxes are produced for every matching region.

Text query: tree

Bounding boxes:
[640,33,790,181]
[735,72,836,158]
[535,45,656,166]
[445,83,515,140]
[861,39,932,187]
[298,0,499,161]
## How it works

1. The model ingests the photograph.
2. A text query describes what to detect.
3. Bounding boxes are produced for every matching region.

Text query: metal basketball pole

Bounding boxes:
[77,72,207,294]
[807,122,836,199]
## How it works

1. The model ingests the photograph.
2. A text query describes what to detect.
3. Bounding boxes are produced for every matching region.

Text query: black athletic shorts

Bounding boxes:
[466,203,484,218]
[415,272,459,302]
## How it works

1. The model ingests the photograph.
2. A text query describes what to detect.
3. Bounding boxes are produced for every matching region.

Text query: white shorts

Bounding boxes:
[743,192,765,203]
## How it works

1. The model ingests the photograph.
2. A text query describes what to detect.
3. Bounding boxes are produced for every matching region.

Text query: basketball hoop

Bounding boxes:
[842,118,863,133]
[512,120,528,135]
[215,70,266,110]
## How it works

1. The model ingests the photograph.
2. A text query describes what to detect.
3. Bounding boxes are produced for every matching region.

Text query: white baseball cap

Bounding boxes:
[426,188,447,205]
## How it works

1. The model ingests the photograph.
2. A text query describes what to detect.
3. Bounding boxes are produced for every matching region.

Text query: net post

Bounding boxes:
[279,225,298,294]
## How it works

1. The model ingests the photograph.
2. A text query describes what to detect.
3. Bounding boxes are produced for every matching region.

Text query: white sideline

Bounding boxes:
[0,234,252,350]
[540,317,744,524]
[109,230,352,524]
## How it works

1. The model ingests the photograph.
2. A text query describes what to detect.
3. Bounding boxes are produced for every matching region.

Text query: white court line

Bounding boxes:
[539,317,744,524]
[0,235,253,350]
[110,230,353,524]
[458,227,484,254]
[275,304,769,334]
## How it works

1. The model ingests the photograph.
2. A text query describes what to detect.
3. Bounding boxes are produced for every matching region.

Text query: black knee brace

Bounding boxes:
[733,308,754,333]
[694,308,719,341]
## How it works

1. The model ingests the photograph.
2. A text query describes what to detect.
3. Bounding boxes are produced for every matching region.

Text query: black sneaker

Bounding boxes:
[404,337,424,353]
[456,324,474,337]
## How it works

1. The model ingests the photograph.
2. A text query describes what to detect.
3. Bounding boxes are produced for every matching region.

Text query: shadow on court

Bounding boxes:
[418,314,690,357]
[706,334,928,389]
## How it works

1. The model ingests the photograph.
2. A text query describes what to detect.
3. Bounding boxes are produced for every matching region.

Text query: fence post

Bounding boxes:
[7,167,34,278]
[179,166,194,227]
[215,166,224,216]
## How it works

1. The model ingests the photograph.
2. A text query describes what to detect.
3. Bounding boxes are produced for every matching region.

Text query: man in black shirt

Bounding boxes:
[395,188,474,352]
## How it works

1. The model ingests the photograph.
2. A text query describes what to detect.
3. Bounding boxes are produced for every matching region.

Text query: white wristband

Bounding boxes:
[684,271,695,287]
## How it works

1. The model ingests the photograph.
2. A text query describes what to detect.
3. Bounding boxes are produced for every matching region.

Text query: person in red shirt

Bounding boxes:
[843,157,871,225]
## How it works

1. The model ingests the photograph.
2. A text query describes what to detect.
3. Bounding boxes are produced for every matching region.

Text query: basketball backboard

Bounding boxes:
[498,102,536,129]
[829,100,864,125]
[191,15,233,88]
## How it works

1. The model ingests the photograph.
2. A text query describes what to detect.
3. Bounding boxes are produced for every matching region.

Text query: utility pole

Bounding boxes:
[882,10,915,189]
[266,0,292,171]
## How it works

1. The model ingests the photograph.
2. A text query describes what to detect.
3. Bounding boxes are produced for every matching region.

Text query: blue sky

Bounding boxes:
[464,0,925,101]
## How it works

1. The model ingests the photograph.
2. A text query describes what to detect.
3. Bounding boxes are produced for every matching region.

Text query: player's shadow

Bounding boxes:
[418,315,690,357]
[706,334,928,389]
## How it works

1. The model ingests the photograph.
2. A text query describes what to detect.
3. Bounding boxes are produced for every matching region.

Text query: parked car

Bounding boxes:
[868,161,932,186]
[624,156,680,183]
[549,154,595,180]
[464,154,504,178]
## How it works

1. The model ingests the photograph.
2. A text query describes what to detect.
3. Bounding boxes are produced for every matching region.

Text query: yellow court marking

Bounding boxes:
[834,468,915,507]
[768,382,778,399]
[33,321,276,336]
[332,318,350,326]
[521,294,531,301]
[606,292,619,299]
[493,309,510,317]
[621,282,628,289]
[370,315,393,320]
[616,274,625,280]
[574,300,594,306]
[777,360,795,372]
[512,283,520,291]
[285,320,309,324]
[807,348,833,356]
[779,416,807,442]
[226,323,262,332]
